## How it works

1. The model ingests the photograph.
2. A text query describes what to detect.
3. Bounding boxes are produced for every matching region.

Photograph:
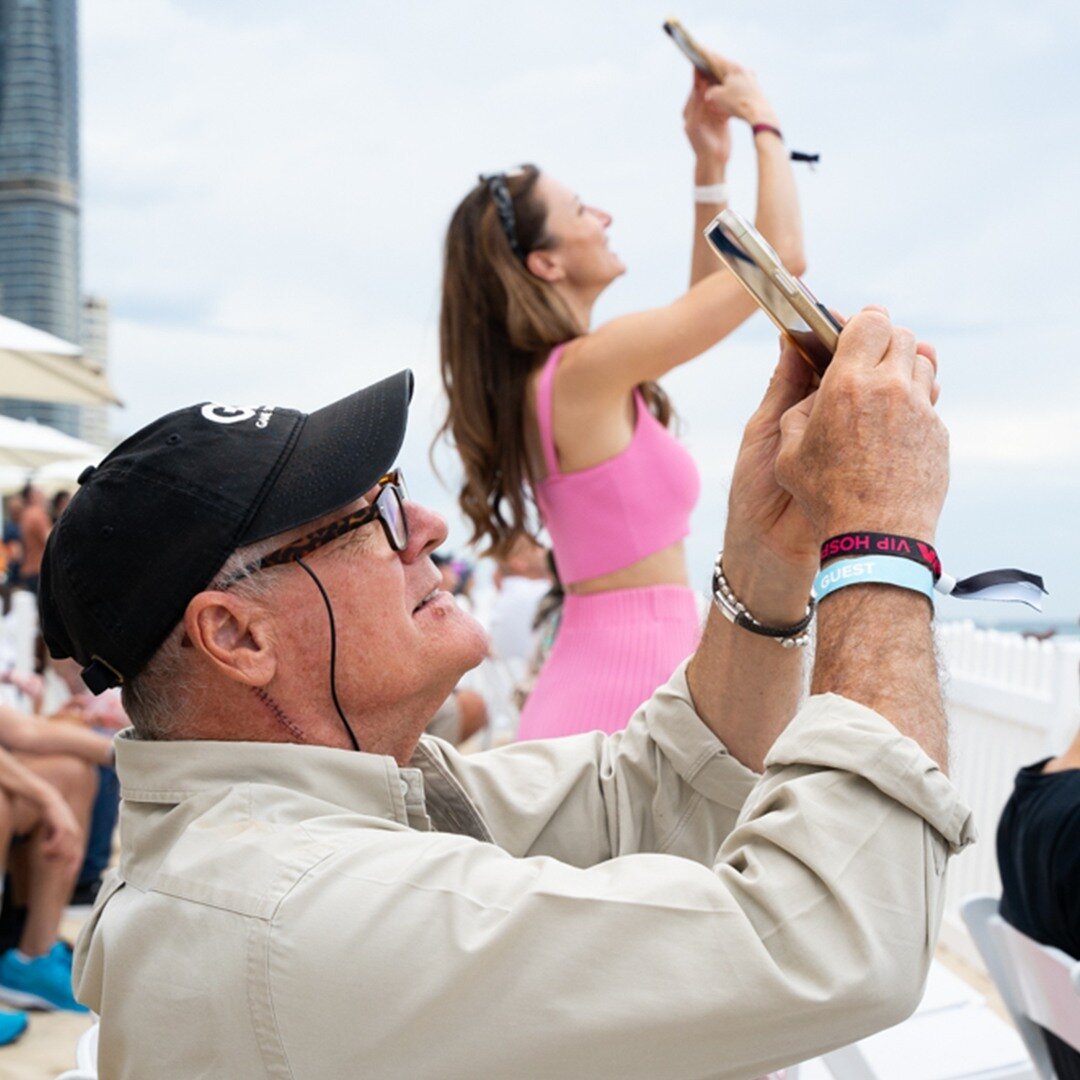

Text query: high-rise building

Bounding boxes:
[79,292,109,445]
[0,0,93,439]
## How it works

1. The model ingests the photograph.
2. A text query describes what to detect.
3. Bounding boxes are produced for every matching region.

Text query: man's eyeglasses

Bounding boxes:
[479,170,526,261]
[218,470,409,587]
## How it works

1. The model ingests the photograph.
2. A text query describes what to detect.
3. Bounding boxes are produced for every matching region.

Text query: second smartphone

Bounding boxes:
[705,209,841,376]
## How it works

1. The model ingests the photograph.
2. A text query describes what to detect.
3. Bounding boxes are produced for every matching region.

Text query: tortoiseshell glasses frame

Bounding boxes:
[217,470,409,588]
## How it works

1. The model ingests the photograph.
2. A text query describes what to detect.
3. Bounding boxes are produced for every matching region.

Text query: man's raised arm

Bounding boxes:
[689,307,948,771]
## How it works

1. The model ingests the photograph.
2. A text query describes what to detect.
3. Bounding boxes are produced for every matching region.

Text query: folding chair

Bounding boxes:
[962,893,1080,1079]
[55,1017,99,1080]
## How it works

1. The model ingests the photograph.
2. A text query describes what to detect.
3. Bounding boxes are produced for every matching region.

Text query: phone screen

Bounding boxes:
[707,223,840,375]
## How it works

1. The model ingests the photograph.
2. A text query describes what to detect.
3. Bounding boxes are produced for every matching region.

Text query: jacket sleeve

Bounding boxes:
[415,661,762,868]
[274,687,976,1080]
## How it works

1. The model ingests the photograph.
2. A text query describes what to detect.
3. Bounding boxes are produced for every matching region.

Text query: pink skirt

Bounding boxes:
[516,585,703,740]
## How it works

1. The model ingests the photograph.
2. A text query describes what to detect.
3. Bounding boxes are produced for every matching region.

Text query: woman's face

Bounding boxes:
[531,173,625,291]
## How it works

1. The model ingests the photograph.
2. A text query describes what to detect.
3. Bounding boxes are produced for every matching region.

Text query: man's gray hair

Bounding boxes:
[121,538,279,740]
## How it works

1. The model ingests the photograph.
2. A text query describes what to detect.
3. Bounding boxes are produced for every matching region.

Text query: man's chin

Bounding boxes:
[458,618,492,673]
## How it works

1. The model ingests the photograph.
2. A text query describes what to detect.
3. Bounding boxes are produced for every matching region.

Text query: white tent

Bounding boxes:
[0,415,101,473]
[0,313,120,407]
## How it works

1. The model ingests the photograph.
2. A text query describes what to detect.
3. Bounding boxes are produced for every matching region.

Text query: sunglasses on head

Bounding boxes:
[479,168,528,261]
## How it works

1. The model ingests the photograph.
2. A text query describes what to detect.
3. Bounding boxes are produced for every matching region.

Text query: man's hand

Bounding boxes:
[687,345,818,770]
[775,306,950,769]
[776,307,947,543]
[727,344,820,568]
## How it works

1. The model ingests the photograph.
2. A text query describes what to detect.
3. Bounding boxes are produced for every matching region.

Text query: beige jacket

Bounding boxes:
[75,663,974,1079]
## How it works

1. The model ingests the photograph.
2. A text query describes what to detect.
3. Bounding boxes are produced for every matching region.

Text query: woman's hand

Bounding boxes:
[700,54,780,129]
[683,70,731,171]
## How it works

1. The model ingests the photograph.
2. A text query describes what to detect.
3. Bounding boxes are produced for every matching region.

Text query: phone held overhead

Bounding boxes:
[706,216,1047,611]
[663,19,820,166]
[662,18,725,83]
[706,209,841,377]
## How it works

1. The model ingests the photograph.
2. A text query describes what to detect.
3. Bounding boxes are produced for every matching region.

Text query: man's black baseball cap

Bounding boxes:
[40,371,413,694]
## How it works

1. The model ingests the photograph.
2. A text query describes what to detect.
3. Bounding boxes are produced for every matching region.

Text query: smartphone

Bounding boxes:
[663,18,723,83]
[705,209,842,376]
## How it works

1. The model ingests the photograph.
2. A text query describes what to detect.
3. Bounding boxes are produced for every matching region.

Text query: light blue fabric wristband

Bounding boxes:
[814,555,935,605]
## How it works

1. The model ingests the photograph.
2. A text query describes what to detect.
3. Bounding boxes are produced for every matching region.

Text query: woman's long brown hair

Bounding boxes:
[435,165,673,558]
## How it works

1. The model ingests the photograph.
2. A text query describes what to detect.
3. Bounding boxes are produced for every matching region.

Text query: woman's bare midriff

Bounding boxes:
[566,540,689,595]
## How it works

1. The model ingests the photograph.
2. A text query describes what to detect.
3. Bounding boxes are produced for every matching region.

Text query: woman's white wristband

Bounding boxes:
[814,556,935,607]
[694,182,728,204]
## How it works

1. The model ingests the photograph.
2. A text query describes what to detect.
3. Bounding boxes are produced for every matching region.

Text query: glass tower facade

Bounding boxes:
[0,0,82,437]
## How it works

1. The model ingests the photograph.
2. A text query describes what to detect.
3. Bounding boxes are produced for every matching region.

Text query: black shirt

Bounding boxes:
[997,759,1080,1077]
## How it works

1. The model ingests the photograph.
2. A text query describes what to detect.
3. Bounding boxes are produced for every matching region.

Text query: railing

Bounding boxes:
[937,620,1080,966]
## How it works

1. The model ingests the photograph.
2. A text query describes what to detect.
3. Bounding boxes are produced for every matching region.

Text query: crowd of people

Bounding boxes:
[0,32,1070,1080]
[0,484,123,1047]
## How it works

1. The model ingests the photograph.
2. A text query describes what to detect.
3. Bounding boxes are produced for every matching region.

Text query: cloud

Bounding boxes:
[77,0,1080,620]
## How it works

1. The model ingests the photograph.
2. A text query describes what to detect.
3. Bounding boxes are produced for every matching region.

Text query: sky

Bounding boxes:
[79,0,1080,624]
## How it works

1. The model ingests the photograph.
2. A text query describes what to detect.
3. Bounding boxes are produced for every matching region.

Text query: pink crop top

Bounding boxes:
[532,344,701,584]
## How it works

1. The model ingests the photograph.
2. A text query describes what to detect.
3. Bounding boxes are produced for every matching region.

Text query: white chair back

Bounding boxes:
[996,915,1080,1052]
[54,1017,99,1080]
[962,893,1080,1079]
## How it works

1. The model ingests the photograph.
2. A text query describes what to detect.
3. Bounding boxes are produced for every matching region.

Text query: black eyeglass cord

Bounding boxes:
[295,557,361,752]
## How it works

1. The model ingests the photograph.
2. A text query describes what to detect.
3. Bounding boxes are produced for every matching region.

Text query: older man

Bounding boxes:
[41,309,972,1079]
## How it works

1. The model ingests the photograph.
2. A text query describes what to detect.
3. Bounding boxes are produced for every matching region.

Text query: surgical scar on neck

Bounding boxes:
[251,686,308,742]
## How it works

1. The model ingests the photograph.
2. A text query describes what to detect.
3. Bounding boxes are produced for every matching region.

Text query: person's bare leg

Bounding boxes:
[11,755,95,956]
[0,791,13,896]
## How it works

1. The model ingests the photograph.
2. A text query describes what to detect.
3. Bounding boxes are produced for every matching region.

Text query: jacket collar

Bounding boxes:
[115,728,424,825]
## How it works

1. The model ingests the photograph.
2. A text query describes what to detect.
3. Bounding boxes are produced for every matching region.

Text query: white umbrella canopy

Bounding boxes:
[0,313,121,407]
[0,415,102,473]
[33,455,101,485]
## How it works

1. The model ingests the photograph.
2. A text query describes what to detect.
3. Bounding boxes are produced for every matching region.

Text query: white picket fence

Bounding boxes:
[937,619,1080,965]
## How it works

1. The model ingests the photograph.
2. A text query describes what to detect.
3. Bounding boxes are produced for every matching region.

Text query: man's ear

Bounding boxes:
[183,591,277,688]
[525,248,564,284]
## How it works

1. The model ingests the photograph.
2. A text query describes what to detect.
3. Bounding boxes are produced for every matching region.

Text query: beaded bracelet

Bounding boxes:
[712,552,815,648]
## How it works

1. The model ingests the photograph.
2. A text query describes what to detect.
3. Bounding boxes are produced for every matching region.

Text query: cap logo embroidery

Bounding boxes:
[199,404,276,429]
[201,404,256,425]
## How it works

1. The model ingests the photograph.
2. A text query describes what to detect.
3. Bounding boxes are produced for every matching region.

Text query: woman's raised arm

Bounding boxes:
[566,53,804,401]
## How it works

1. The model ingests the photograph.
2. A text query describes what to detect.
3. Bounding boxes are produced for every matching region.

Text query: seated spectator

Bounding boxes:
[50,491,71,524]
[47,658,126,903]
[0,699,114,772]
[488,536,552,666]
[2,494,23,606]
[15,486,50,598]
[43,316,973,1077]
[0,740,91,1017]
[431,550,477,611]
[997,705,1080,1079]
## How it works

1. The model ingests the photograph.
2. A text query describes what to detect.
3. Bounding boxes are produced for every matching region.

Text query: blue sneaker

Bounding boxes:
[0,1008,28,1045]
[49,941,73,970]
[0,948,87,1012]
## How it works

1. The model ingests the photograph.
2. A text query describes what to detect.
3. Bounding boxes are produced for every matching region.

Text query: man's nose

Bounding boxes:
[401,501,448,561]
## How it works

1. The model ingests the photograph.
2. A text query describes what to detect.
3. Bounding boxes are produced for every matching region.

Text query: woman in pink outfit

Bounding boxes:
[437,47,805,739]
